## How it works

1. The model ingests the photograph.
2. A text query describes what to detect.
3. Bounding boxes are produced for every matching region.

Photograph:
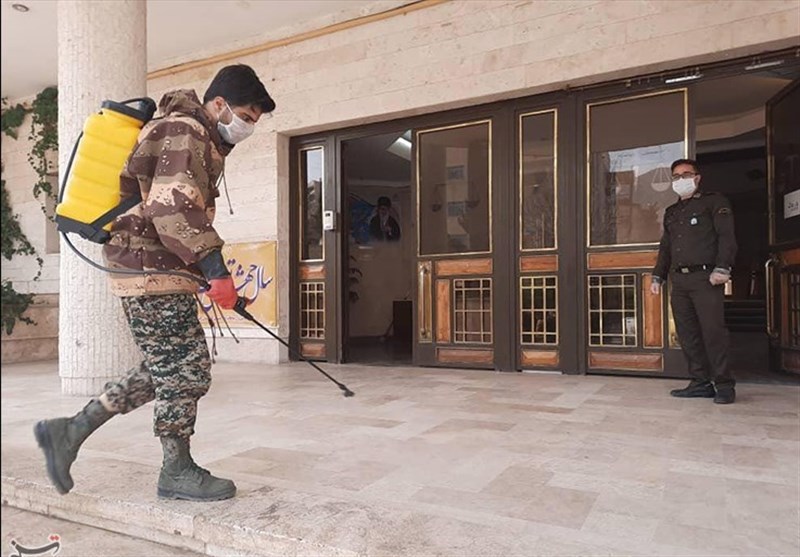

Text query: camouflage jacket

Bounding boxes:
[102,90,231,297]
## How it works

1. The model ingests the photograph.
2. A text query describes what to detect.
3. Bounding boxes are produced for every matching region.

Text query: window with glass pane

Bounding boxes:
[300,282,325,339]
[588,91,685,246]
[418,122,490,255]
[300,148,324,260]
[521,276,558,344]
[588,274,637,346]
[521,111,556,250]
[454,278,492,344]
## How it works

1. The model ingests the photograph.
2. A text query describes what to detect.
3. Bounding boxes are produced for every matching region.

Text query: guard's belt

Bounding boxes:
[673,264,714,274]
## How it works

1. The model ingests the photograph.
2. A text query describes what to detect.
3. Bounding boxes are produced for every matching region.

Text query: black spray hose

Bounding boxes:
[59,128,355,398]
[231,297,355,397]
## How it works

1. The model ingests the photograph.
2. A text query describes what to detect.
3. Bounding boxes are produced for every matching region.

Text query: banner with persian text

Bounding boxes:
[197,241,277,328]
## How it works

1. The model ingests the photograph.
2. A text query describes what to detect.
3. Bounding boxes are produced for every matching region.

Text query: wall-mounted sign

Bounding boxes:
[785,189,800,219]
[197,241,277,328]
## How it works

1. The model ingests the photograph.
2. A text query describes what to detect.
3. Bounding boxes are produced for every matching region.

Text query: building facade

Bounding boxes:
[3,0,799,378]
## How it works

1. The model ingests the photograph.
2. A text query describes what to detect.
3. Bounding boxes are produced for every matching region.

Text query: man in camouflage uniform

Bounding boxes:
[34,65,275,501]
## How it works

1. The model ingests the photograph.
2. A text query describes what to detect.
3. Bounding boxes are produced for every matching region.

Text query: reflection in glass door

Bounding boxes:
[296,145,328,360]
[584,89,688,376]
[415,120,495,367]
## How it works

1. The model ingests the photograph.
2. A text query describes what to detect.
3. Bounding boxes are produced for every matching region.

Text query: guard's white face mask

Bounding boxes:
[217,103,254,144]
[672,177,697,198]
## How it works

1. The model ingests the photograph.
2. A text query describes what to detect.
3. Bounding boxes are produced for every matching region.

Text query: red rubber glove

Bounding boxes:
[206,277,238,309]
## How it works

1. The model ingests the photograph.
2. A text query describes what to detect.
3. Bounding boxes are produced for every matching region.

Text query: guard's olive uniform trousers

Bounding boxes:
[101,293,211,438]
[670,272,734,388]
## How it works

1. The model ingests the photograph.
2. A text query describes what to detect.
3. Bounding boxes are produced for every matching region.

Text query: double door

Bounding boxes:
[290,76,798,377]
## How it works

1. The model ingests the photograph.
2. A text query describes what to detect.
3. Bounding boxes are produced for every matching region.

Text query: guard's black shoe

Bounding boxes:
[670,381,715,398]
[714,386,736,404]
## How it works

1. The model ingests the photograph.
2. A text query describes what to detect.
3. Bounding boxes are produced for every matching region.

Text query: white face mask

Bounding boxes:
[672,177,697,198]
[217,102,254,144]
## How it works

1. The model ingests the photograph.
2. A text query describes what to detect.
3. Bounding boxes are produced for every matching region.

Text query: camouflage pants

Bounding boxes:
[101,293,211,438]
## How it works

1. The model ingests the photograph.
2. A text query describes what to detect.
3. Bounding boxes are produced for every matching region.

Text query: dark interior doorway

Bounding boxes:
[694,68,800,385]
[341,130,414,365]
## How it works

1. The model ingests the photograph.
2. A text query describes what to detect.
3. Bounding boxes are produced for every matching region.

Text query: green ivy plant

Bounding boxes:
[27,86,58,213]
[0,92,51,335]
[1,281,34,335]
[1,99,29,138]
[0,173,38,334]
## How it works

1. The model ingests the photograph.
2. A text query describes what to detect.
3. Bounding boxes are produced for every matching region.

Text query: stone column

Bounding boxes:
[58,0,146,395]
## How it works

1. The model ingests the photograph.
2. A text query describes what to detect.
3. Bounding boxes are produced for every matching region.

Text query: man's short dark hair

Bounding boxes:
[377,196,391,208]
[671,158,700,174]
[203,64,275,113]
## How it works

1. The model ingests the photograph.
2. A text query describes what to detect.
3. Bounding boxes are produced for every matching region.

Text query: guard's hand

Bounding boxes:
[650,281,661,295]
[709,271,729,286]
[206,277,238,309]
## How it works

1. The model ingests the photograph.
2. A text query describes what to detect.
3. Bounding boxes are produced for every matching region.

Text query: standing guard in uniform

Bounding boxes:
[651,159,738,404]
[34,65,275,501]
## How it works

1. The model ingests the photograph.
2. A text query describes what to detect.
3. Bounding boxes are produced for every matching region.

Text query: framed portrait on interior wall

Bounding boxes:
[369,195,401,243]
[349,193,402,244]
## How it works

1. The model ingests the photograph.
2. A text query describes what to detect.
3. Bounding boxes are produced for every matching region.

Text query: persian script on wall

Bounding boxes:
[197,241,278,328]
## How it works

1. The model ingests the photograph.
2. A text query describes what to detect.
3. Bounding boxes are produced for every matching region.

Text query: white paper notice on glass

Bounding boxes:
[785,189,800,219]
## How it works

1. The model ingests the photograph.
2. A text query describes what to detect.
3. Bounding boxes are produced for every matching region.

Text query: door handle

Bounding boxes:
[765,257,778,339]
[418,262,432,342]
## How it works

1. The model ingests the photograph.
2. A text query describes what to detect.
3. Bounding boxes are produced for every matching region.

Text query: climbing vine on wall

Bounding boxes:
[0,100,28,139]
[0,93,51,335]
[28,86,59,212]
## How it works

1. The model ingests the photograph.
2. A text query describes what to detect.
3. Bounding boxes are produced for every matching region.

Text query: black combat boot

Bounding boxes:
[670,381,716,398]
[157,436,236,501]
[34,399,115,494]
[713,385,736,404]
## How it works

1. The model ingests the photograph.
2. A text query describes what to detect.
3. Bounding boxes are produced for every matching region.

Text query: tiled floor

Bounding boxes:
[2,360,799,556]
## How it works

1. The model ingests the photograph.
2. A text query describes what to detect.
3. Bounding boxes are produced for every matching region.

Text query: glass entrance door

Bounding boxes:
[516,104,575,371]
[293,140,338,361]
[583,89,689,376]
[414,119,498,368]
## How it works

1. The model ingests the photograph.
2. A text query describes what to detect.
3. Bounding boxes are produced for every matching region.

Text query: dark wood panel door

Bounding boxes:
[413,119,499,369]
[581,88,689,377]
[767,79,800,375]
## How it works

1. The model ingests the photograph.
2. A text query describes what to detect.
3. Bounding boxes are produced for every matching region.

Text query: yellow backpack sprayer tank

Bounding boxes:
[55,98,156,243]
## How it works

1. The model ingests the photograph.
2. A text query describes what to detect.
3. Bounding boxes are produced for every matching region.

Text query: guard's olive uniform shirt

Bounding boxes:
[653,192,737,280]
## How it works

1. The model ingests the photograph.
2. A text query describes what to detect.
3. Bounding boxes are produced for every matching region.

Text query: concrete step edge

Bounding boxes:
[1,475,359,557]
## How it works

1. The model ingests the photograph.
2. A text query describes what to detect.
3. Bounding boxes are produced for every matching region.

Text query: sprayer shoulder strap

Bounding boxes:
[90,192,142,229]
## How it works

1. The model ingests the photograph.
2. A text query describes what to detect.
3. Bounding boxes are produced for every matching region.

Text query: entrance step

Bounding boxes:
[1,453,364,557]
